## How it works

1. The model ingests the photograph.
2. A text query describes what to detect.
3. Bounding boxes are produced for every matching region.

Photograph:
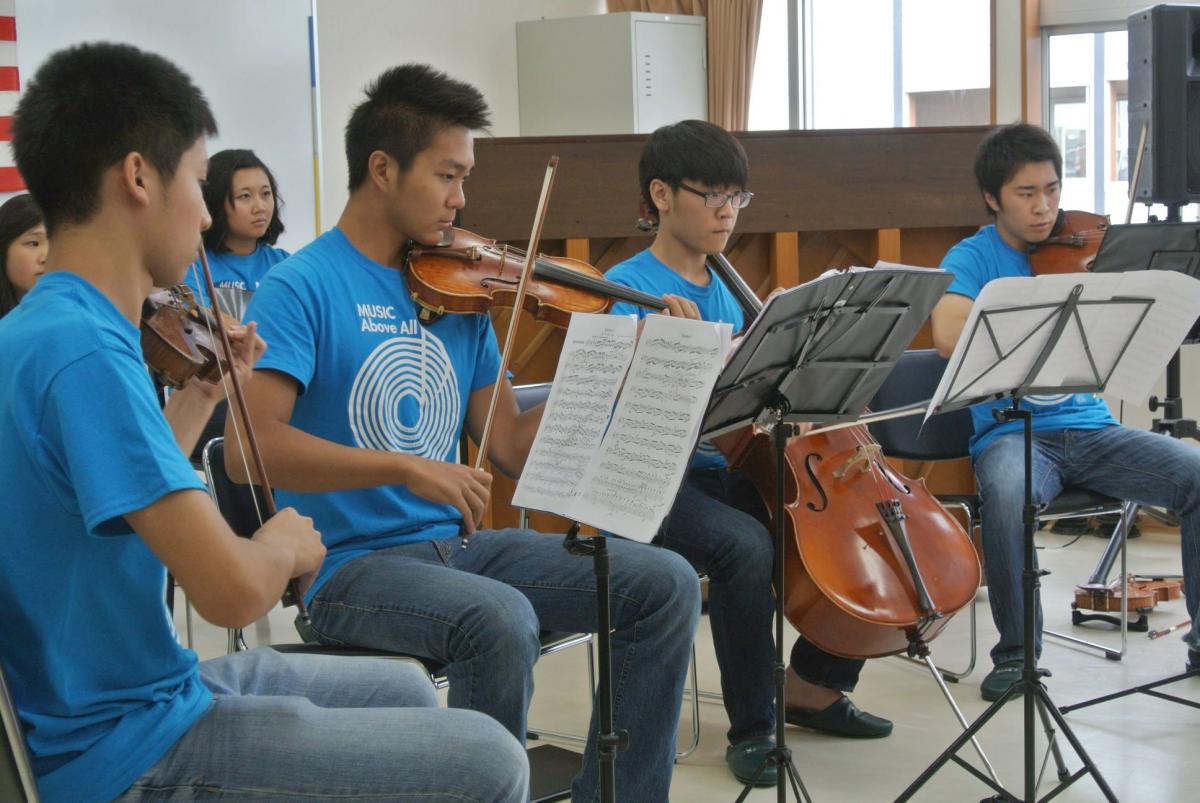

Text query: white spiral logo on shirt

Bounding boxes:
[348,330,460,460]
[1025,394,1072,407]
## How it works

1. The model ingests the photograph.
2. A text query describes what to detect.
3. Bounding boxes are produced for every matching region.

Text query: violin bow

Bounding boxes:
[471,156,559,472]
[191,250,310,621]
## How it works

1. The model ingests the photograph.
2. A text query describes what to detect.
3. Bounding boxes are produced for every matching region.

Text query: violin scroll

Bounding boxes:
[141,284,231,389]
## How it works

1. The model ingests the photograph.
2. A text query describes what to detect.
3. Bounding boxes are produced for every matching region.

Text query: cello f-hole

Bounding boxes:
[877,461,912,495]
[804,452,829,512]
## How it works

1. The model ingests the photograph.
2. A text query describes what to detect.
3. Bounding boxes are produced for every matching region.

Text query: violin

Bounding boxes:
[1028,209,1109,275]
[1074,574,1183,614]
[406,227,667,326]
[141,284,232,389]
[708,254,981,658]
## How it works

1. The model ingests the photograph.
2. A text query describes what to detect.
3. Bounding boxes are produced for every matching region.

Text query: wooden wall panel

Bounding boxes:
[462,130,993,528]
[461,127,992,241]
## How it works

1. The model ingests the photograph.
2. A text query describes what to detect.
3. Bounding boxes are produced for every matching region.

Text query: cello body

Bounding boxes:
[723,422,982,659]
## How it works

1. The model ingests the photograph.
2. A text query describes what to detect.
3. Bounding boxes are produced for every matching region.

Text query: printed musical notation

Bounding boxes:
[514,312,731,543]
[513,314,636,514]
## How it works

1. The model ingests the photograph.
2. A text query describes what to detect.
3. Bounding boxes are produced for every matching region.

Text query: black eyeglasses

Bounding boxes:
[677,182,755,210]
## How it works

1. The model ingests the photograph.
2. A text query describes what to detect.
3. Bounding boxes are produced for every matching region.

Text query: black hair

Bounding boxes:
[344,63,490,191]
[0,194,44,317]
[639,120,749,225]
[201,149,285,253]
[11,42,217,233]
[974,123,1063,213]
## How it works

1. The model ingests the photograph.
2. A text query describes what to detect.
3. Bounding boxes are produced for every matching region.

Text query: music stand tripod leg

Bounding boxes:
[563,523,629,803]
[898,404,1118,803]
[736,412,813,803]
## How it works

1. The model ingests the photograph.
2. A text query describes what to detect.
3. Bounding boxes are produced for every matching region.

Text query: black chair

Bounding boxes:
[0,663,38,803]
[868,349,1136,666]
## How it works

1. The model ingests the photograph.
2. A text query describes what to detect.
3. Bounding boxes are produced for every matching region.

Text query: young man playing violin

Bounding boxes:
[0,42,529,802]
[931,122,1200,700]
[235,62,700,802]
[604,120,893,788]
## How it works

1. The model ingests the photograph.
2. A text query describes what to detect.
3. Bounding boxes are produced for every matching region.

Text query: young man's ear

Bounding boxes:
[119,152,152,206]
[366,150,395,193]
[649,178,672,218]
[982,191,1001,214]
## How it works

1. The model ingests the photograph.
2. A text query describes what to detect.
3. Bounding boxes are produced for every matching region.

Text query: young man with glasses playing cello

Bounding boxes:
[605,119,893,788]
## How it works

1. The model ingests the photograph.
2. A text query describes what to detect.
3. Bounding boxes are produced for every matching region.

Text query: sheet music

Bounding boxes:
[512,313,636,513]
[927,270,1200,421]
[568,314,732,542]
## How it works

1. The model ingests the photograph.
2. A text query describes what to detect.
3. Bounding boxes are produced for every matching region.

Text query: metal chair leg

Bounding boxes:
[1045,501,1135,661]
[675,642,701,760]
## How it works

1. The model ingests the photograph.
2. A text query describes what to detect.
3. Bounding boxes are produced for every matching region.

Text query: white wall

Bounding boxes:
[314,0,603,226]
[14,0,318,253]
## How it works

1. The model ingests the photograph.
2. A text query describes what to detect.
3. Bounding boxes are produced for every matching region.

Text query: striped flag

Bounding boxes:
[0,0,22,194]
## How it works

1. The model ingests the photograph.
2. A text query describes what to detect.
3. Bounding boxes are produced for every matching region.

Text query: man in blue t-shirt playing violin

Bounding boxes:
[931,122,1200,701]
[236,63,700,803]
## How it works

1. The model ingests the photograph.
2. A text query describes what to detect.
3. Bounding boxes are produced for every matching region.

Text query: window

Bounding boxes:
[749,0,991,131]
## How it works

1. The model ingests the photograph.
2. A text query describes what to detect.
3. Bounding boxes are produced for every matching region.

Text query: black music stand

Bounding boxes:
[899,270,1200,802]
[701,267,953,802]
[1053,222,1200,717]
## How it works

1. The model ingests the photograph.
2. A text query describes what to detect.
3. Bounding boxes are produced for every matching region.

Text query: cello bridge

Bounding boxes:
[833,444,884,478]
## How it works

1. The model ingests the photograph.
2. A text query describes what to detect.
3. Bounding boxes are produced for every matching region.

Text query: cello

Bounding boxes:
[708,254,981,659]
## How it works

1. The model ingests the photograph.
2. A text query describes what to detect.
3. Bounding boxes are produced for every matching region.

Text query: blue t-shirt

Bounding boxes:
[0,273,211,803]
[246,228,501,601]
[606,248,745,469]
[183,242,290,318]
[941,224,1116,455]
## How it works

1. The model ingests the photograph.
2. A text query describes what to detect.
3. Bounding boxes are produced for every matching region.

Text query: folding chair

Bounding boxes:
[868,349,1136,665]
[0,662,38,803]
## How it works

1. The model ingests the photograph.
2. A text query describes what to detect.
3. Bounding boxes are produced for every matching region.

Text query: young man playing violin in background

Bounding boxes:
[235,62,700,802]
[604,120,893,788]
[0,42,529,802]
[931,122,1200,701]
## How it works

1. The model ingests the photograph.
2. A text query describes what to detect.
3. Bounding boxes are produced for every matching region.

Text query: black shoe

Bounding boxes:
[1187,649,1200,672]
[980,659,1023,702]
[784,697,893,738]
[725,737,777,786]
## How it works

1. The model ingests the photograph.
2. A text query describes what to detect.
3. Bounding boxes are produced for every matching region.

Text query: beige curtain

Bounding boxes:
[607,0,763,131]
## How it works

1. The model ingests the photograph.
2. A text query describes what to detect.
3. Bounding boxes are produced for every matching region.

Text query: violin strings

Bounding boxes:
[186,262,267,528]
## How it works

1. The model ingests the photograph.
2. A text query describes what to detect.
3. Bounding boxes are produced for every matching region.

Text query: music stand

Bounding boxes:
[701,266,953,801]
[1053,222,1200,718]
[899,269,1200,802]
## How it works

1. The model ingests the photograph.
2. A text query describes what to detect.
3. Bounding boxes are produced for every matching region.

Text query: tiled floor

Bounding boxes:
[177,526,1195,801]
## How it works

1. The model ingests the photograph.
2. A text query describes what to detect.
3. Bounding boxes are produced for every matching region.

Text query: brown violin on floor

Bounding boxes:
[1074,574,1184,614]
[1028,209,1109,275]
[709,255,981,659]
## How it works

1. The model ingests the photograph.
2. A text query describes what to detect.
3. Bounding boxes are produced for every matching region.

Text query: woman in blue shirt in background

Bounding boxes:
[184,148,290,320]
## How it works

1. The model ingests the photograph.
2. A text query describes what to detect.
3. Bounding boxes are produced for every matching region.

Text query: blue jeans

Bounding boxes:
[975,426,1200,666]
[117,648,527,801]
[303,528,700,803]
[660,468,865,743]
